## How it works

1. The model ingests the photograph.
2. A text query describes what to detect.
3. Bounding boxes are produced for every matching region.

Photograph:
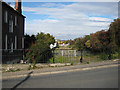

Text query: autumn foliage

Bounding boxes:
[70,18,120,60]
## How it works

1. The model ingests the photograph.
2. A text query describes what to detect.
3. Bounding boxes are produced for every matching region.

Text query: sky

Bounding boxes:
[4,1,118,40]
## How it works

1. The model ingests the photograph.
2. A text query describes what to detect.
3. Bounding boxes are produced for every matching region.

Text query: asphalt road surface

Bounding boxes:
[3,66,118,88]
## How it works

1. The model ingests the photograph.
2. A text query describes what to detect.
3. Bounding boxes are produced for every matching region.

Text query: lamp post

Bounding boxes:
[50,43,57,63]
[80,49,83,63]
[78,49,82,63]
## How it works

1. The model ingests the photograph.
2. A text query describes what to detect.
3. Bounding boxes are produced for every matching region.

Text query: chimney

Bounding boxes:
[15,0,22,14]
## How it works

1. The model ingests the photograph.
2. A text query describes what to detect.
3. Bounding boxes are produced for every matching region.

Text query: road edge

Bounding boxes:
[2,63,118,80]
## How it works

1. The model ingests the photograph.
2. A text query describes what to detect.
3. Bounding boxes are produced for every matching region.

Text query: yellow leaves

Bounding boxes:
[85,40,90,48]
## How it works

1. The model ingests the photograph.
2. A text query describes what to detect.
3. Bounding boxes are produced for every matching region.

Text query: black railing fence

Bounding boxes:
[1,48,119,64]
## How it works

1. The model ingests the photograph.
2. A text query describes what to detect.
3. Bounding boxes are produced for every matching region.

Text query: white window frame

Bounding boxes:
[15,36,17,49]
[10,42,13,53]
[15,16,17,26]
[22,37,24,49]
[9,19,13,32]
[5,34,7,50]
[4,10,8,23]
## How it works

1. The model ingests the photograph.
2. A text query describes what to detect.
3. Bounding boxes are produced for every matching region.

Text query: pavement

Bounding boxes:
[2,63,119,88]
[2,59,119,80]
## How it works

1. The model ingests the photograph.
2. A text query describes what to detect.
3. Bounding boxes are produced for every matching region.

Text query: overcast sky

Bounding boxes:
[4,1,118,40]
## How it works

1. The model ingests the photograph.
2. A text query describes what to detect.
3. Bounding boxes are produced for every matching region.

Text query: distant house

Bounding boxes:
[55,39,70,47]
[55,39,65,46]
[0,0,25,64]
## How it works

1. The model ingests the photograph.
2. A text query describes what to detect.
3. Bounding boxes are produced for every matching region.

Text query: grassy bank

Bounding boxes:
[49,52,119,64]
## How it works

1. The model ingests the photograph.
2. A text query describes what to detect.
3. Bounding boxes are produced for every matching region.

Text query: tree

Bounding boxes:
[74,38,85,63]
[83,35,90,50]
[72,18,120,60]
[97,30,110,52]
[89,33,102,52]
[69,40,75,49]
[75,38,84,50]
[108,18,120,47]
[108,18,120,59]
[25,32,55,64]
[85,40,90,49]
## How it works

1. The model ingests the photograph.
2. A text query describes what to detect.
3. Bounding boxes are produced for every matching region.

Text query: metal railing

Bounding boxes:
[1,49,119,64]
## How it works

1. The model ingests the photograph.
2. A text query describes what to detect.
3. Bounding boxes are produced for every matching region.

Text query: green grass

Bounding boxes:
[112,52,119,59]
[49,53,107,64]
[49,51,119,64]
[6,69,23,72]
[49,55,72,63]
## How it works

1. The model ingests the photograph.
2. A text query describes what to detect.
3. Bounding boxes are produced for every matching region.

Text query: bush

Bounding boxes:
[99,53,108,60]
[25,32,55,63]
[71,61,74,65]
[16,69,21,71]
[6,69,15,72]
[32,64,37,69]
[28,65,31,70]
[87,61,90,64]
[112,52,119,59]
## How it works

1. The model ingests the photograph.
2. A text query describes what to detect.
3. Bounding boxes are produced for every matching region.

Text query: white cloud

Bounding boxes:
[22,2,118,18]
[24,2,117,40]
[85,22,110,27]
[32,19,60,23]
[89,17,112,22]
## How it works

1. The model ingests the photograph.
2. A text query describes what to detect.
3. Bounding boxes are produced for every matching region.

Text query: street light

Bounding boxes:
[50,43,57,63]
[80,50,83,63]
[78,49,83,63]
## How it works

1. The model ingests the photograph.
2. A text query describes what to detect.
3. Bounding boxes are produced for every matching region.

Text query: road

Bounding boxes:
[2,66,118,88]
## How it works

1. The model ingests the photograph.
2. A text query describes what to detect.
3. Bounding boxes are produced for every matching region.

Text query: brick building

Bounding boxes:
[0,0,25,64]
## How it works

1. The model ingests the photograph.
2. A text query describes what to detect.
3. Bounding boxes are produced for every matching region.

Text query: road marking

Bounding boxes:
[2,64,118,80]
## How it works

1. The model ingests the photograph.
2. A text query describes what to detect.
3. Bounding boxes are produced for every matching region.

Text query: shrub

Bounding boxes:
[99,53,108,60]
[87,61,90,64]
[28,65,31,70]
[112,52,119,59]
[71,61,74,65]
